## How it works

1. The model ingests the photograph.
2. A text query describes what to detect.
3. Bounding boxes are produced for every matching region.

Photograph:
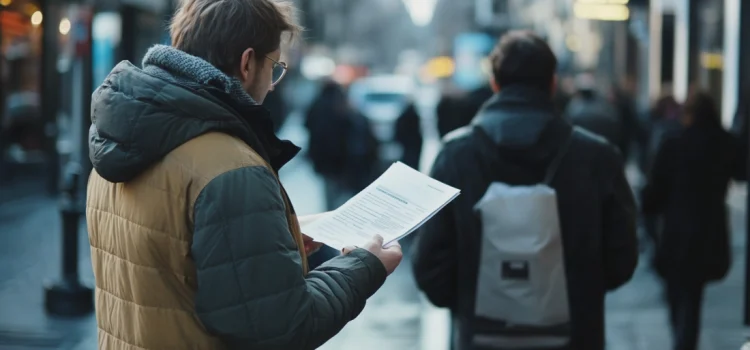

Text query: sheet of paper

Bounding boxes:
[301,162,460,251]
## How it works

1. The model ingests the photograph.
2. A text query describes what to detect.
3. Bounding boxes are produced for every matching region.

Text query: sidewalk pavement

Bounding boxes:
[0,184,97,349]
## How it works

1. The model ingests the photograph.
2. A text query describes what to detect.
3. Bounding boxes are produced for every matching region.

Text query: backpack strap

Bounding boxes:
[543,129,575,185]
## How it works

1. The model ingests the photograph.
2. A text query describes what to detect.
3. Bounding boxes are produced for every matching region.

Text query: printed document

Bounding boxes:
[301,162,461,251]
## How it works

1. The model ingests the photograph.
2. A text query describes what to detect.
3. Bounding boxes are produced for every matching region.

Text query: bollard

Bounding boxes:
[44,163,93,316]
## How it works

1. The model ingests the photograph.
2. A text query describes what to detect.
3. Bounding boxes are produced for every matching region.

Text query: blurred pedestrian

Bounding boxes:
[412,30,637,350]
[641,91,739,350]
[642,85,683,175]
[564,73,623,151]
[640,87,683,248]
[85,1,402,349]
[553,74,575,115]
[436,83,494,138]
[394,101,423,170]
[610,75,639,161]
[436,92,468,138]
[263,84,288,132]
[305,82,379,269]
[464,83,495,118]
[305,81,352,208]
[305,80,379,210]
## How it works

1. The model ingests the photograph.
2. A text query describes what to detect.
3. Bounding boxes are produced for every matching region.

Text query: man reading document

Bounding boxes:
[85,0,401,349]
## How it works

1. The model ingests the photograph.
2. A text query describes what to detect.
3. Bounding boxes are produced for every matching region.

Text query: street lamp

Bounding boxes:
[403,0,437,26]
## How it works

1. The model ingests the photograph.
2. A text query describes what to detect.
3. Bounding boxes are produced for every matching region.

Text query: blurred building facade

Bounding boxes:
[0,0,171,192]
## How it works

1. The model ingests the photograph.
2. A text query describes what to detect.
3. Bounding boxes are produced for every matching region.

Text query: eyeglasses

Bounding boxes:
[266,56,288,86]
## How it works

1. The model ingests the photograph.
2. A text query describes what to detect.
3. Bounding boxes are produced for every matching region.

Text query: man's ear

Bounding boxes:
[491,79,500,93]
[239,48,256,82]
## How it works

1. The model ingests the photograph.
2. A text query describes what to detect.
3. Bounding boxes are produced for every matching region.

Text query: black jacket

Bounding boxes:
[564,92,623,152]
[642,122,738,283]
[412,86,638,350]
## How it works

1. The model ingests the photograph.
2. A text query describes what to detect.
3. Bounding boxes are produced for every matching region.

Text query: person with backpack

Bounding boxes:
[411,30,638,350]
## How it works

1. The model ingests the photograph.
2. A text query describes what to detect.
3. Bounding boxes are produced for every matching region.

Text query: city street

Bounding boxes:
[1,0,750,348]
[0,110,747,349]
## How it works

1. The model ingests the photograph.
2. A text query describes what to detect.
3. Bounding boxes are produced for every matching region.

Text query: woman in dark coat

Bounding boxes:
[641,91,739,350]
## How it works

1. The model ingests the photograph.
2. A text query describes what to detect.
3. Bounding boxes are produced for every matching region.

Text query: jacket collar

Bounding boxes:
[473,85,560,148]
[207,89,300,172]
[141,45,299,172]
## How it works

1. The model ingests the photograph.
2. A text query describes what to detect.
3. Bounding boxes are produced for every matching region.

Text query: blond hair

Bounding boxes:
[170,0,301,75]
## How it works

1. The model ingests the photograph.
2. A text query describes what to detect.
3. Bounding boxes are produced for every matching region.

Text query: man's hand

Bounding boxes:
[343,235,402,275]
[302,234,324,255]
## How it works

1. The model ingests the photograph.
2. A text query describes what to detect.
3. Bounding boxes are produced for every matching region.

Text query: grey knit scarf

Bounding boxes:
[141,44,257,106]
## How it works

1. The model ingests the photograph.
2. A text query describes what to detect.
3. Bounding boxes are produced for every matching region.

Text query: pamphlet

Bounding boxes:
[301,162,461,251]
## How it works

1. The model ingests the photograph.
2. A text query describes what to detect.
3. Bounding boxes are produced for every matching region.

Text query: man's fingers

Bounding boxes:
[383,240,401,249]
[371,234,384,246]
[342,246,357,255]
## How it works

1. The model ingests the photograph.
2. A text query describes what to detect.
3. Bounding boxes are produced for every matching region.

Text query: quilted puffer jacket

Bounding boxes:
[86,46,387,350]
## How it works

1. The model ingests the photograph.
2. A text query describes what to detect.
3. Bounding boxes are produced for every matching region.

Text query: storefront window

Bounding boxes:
[93,12,121,86]
[0,0,44,165]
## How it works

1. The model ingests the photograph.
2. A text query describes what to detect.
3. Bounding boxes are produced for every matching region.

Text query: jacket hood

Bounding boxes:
[89,47,298,183]
[473,85,560,147]
[472,85,572,167]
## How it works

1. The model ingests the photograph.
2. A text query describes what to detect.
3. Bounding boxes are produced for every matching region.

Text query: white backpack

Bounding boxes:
[472,127,573,349]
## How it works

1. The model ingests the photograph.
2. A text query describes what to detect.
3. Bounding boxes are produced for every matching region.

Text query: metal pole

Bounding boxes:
[647,0,663,102]
[44,3,94,317]
[41,0,61,195]
[687,0,700,85]
[741,0,750,327]
[721,0,741,128]
[80,4,93,186]
[119,5,137,63]
[60,166,82,282]
[0,4,5,183]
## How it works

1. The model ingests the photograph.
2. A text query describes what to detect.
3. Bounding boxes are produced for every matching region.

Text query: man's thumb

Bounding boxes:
[371,234,384,246]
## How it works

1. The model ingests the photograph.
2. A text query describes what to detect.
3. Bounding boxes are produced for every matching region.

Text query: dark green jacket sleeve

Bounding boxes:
[192,166,387,350]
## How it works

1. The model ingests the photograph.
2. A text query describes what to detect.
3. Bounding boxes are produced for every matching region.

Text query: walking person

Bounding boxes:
[85,1,402,349]
[412,30,638,350]
[642,91,739,350]
[394,101,423,170]
[564,73,623,151]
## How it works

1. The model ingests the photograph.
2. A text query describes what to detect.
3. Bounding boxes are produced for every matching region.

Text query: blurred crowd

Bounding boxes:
[298,34,746,350]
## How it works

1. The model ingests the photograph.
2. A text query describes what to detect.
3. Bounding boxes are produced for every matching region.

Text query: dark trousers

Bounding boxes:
[666,280,705,350]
